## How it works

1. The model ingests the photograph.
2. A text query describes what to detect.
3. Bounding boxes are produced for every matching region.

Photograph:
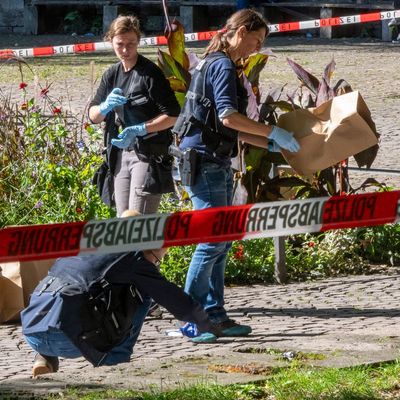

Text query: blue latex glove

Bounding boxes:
[269,126,300,153]
[111,123,148,149]
[268,139,281,153]
[99,88,127,116]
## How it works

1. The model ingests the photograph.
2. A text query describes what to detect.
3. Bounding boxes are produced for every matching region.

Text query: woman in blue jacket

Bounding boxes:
[173,9,300,339]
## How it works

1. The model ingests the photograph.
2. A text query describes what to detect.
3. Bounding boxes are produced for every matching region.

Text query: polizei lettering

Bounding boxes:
[82,216,165,248]
[323,195,377,224]
[246,199,326,233]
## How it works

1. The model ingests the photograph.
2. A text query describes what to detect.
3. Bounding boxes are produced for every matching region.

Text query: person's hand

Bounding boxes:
[267,139,281,153]
[99,88,127,116]
[269,126,300,153]
[111,123,147,149]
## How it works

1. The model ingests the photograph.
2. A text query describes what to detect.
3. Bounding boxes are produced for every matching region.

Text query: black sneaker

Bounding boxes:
[214,319,252,337]
[32,353,59,378]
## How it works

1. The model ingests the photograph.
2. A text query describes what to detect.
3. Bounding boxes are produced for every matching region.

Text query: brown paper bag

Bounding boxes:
[0,259,55,323]
[277,91,379,176]
[0,263,24,323]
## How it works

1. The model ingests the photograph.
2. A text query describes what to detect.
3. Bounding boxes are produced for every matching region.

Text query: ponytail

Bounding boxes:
[204,31,228,56]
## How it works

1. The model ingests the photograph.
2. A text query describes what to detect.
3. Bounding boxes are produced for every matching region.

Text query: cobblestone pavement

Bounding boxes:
[1,271,400,396]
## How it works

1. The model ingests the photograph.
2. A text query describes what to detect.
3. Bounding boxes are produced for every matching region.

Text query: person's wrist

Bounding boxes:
[99,102,110,116]
[140,122,148,135]
[269,125,278,140]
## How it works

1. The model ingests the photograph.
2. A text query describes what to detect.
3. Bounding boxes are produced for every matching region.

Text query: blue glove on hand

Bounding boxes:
[99,88,127,116]
[268,140,281,153]
[269,126,300,153]
[111,123,148,149]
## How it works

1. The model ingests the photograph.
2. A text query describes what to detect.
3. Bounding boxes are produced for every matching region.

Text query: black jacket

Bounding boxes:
[21,251,213,366]
[89,55,180,175]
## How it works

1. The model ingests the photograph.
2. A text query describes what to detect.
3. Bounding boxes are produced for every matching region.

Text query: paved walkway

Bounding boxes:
[1,271,400,397]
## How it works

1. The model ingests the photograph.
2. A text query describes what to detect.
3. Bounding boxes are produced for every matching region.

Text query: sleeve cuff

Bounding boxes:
[218,108,237,121]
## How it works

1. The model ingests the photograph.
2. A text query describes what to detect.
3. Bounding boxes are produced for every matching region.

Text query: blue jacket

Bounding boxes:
[21,251,213,366]
[173,51,248,166]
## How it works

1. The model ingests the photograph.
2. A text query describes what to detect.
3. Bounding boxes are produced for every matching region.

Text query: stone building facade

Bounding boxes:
[0,1,398,40]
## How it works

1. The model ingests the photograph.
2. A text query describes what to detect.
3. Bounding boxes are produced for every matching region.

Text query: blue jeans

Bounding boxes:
[184,162,233,324]
[24,296,151,366]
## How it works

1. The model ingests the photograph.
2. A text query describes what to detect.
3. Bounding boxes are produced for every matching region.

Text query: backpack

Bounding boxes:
[58,253,143,365]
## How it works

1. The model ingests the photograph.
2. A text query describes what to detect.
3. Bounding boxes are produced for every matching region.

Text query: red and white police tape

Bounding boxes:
[0,190,399,263]
[1,9,399,59]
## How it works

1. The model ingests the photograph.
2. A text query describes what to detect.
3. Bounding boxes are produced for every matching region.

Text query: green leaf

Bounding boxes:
[167,18,190,71]
[244,146,266,171]
[157,49,191,89]
[243,53,269,87]
[270,100,299,112]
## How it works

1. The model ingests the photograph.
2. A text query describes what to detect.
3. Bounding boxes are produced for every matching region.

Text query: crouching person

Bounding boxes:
[21,213,218,378]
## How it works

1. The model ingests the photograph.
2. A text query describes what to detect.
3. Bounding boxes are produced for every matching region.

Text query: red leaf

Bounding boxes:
[287,58,320,95]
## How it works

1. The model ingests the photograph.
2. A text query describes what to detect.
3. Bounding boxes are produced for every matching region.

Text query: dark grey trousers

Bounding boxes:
[114,150,161,216]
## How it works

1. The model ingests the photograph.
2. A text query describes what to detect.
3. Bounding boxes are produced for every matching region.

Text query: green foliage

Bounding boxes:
[286,231,369,281]
[226,240,275,284]
[354,224,400,265]
[58,359,400,400]
[0,58,114,227]
[286,224,400,281]
[62,383,266,400]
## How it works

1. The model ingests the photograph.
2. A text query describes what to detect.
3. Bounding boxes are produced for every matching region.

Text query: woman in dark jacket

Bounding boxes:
[89,15,180,216]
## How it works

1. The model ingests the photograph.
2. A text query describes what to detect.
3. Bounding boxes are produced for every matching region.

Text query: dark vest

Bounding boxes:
[24,253,143,366]
[172,52,248,158]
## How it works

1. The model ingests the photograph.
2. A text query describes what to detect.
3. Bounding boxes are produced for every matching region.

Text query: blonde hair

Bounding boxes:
[205,9,269,56]
[120,209,141,218]
[104,15,141,41]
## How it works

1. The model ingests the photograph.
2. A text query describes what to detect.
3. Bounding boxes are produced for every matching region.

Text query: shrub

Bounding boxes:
[0,58,113,227]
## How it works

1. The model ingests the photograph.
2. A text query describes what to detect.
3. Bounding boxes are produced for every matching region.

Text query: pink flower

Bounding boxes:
[19,82,27,89]
[308,241,315,247]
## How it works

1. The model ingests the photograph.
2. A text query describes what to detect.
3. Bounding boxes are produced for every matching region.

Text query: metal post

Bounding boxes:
[270,164,287,284]
[320,7,333,39]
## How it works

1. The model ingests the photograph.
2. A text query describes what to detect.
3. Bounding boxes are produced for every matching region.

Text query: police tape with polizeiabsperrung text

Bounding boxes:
[1,9,399,59]
[0,190,399,263]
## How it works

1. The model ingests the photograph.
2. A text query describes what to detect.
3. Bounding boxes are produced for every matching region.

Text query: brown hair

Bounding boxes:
[104,15,141,41]
[205,9,269,56]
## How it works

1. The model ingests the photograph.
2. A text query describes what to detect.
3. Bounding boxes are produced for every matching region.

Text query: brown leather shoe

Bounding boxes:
[32,353,59,378]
